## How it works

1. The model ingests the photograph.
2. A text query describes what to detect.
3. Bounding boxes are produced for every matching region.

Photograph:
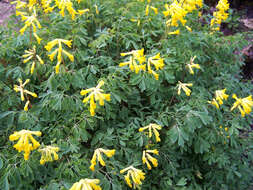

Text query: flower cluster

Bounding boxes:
[23,46,44,74]
[119,49,165,80]
[9,130,41,160]
[18,8,42,43]
[45,38,74,74]
[210,0,229,31]
[231,94,253,117]
[208,89,229,109]
[139,123,162,142]
[177,81,193,96]
[70,179,101,190]
[80,80,111,116]
[89,148,115,171]
[38,146,60,165]
[41,0,89,19]
[120,166,145,189]
[119,49,146,74]
[13,79,37,111]
[142,149,159,170]
[163,0,203,34]
[186,56,200,75]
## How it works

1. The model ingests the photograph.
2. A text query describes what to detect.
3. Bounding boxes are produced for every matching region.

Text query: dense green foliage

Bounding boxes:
[0,0,253,189]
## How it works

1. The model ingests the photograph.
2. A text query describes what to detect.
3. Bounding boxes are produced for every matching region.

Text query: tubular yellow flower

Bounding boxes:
[119,49,146,74]
[45,39,74,73]
[186,56,200,75]
[147,53,164,80]
[89,148,115,171]
[168,29,180,35]
[95,4,99,15]
[208,98,219,109]
[70,179,101,190]
[9,130,41,160]
[33,33,42,44]
[177,81,193,96]
[38,145,60,165]
[80,80,110,116]
[22,46,44,75]
[215,89,229,105]
[19,8,41,35]
[24,100,30,111]
[231,94,253,117]
[139,123,162,142]
[210,0,229,30]
[120,166,145,189]
[142,149,159,170]
[13,78,37,103]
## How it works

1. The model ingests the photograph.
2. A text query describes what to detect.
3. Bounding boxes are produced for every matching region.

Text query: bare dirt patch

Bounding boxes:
[0,2,15,26]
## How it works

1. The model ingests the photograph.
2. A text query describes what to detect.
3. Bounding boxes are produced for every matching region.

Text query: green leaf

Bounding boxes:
[176,177,187,186]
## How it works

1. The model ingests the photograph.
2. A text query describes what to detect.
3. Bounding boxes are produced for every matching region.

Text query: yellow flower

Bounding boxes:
[9,130,41,160]
[89,148,115,171]
[145,4,158,16]
[53,0,89,20]
[231,94,253,117]
[139,123,162,142]
[214,89,229,105]
[168,29,180,35]
[95,4,99,15]
[81,80,110,116]
[177,81,193,96]
[45,39,74,73]
[33,32,42,44]
[13,78,37,104]
[24,100,30,111]
[185,25,192,32]
[147,53,164,80]
[210,0,229,29]
[119,49,146,74]
[120,166,145,189]
[22,46,44,74]
[38,145,60,165]
[186,56,200,75]
[208,98,219,109]
[70,179,101,190]
[142,149,159,170]
[19,8,41,35]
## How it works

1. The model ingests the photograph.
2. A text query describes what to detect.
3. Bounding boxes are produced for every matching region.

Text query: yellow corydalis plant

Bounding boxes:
[70,179,102,190]
[139,123,162,142]
[186,56,200,75]
[11,0,27,9]
[142,149,159,170]
[45,38,74,74]
[177,81,193,96]
[119,49,146,74]
[89,148,115,171]
[80,80,111,116]
[120,166,145,189]
[13,79,37,111]
[208,88,229,109]
[210,0,229,31]
[9,130,41,160]
[38,145,60,165]
[23,46,44,74]
[230,94,253,117]
[147,53,165,80]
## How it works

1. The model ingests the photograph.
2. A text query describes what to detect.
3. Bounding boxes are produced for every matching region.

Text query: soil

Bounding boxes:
[0,1,15,26]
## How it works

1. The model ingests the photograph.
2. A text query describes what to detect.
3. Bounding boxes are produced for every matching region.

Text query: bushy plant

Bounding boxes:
[0,0,253,189]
